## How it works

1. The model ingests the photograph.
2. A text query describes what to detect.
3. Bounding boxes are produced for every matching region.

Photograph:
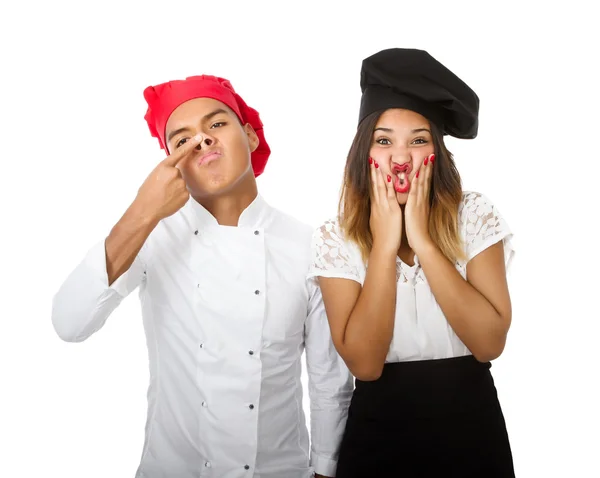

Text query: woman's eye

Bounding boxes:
[376,138,391,145]
[412,138,427,145]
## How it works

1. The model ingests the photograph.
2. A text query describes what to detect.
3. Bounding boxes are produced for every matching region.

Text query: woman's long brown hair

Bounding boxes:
[338,110,466,264]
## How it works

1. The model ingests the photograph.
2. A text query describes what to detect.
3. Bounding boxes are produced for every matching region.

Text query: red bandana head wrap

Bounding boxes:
[143,75,270,177]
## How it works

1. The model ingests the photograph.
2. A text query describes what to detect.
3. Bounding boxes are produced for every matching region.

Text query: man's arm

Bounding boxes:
[51,205,152,343]
[304,281,354,478]
[51,135,203,343]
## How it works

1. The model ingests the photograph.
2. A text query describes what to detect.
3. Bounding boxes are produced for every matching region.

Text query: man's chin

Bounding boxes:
[189,175,243,198]
[187,165,254,198]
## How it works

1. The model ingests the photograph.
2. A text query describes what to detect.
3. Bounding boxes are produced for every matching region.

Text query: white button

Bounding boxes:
[202,401,207,407]
[205,461,211,468]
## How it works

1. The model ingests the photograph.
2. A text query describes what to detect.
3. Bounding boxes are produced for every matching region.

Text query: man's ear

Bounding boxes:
[243,123,260,153]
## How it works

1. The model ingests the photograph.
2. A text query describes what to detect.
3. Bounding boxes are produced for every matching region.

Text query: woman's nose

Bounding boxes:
[388,150,411,169]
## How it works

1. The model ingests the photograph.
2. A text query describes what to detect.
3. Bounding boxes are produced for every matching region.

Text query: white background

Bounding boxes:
[1,1,598,476]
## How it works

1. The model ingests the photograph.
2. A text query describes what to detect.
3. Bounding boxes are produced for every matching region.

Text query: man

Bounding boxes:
[52,75,353,478]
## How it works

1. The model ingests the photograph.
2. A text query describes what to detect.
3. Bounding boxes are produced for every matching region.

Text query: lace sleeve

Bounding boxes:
[461,192,515,269]
[307,219,362,283]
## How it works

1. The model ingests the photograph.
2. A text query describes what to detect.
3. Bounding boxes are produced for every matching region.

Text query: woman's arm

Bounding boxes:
[418,240,512,362]
[319,245,397,381]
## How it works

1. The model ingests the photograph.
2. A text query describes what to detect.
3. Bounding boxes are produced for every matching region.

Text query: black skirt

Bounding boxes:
[335,355,515,478]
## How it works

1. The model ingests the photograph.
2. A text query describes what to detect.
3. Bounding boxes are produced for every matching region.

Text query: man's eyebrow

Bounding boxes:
[202,108,228,122]
[167,127,189,143]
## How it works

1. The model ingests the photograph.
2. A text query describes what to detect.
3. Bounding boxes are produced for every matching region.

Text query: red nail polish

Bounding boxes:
[369,157,373,164]
[375,162,379,169]
[430,154,435,164]
[416,170,420,178]
[387,174,391,182]
[424,158,429,166]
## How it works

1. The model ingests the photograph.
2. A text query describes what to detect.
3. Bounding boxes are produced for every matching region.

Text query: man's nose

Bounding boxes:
[194,135,214,150]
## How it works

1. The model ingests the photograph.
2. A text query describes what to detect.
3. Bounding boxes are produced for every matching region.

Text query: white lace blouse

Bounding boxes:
[308,192,515,362]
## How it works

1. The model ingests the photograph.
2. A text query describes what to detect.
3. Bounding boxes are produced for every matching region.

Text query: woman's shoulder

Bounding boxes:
[458,191,502,226]
[457,190,513,260]
[312,216,364,260]
[459,190,493,210]
[313,216,349,246]
[309,217,364,281]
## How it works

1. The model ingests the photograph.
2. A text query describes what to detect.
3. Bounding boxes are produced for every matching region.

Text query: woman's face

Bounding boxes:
[369,108,435,204]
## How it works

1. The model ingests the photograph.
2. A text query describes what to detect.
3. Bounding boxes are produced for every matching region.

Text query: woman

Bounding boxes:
[308,48,515,477]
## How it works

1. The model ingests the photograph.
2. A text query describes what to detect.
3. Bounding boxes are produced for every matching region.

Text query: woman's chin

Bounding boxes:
[395,190,409,205]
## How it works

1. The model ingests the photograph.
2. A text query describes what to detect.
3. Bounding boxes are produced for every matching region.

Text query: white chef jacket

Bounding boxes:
[52,194,353,478]
[308,191,515,362]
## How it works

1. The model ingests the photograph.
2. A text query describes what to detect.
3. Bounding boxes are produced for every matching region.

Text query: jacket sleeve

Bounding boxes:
[304,279,354,476]
[51,238,147,342]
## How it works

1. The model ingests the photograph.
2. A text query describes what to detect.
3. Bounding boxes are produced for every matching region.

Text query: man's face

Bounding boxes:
[165,97,259,198]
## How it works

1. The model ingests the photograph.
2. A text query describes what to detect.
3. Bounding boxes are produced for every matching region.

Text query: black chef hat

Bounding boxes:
[359,48,480,139]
